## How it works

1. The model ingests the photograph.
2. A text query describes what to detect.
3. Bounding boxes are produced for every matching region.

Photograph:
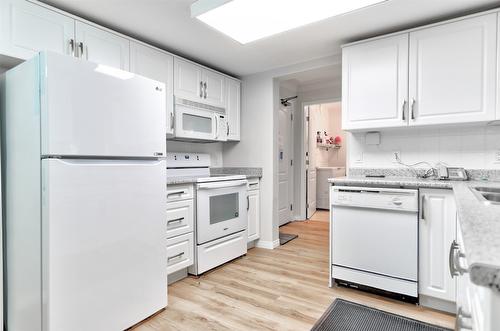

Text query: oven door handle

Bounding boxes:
[197,180,248,190]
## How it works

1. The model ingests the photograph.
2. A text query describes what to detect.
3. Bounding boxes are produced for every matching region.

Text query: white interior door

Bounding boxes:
[41,52,166,157]
[306,106,317,218]
[278,105,293,226]
[42,158,167,331]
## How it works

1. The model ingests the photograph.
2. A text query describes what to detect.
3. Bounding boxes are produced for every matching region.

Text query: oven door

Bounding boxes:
[196,180,248,244]
[174,104,217,141]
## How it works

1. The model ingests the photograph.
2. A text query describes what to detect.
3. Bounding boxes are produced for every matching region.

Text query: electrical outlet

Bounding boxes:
[354,152,364,164]
[392,150,401,163]
[495,150,500,163]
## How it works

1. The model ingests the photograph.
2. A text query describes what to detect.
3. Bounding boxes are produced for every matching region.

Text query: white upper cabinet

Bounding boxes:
[408,14,497,126]
[342,34,409,130]
[202,69,225,108]
[174,58,203,102]
[419,189,457,305]
[130,42,174,136]
[225,77,241,141]
[75,21,129,70]
[0,0,74,59]
[173,58,226,108]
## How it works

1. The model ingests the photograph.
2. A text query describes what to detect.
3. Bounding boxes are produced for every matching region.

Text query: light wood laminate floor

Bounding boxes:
[133,220,454,331]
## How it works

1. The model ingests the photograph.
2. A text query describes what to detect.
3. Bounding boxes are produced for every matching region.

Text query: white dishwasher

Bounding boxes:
[331,186,419,299]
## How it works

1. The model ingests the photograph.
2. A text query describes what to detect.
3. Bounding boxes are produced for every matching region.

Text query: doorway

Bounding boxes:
[304,101,346,219]
[278,102,294,226]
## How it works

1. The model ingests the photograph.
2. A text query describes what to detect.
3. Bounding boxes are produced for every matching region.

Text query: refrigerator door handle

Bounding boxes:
[47,158,165,167]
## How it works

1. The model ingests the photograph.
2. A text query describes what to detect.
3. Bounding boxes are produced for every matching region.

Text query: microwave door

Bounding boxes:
[175,107,217,141]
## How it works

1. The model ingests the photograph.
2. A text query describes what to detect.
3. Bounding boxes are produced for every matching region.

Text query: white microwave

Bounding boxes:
[173,98,227,142]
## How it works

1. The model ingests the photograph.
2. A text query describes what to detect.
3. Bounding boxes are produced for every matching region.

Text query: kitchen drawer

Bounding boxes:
[247,178,260,191]
[166,232,194,275]
[196,230,247,274]
[166,199,194,238]
[166,184,193,202]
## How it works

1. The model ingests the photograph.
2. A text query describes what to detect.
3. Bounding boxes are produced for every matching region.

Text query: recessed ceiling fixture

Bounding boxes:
[191,0,388,44]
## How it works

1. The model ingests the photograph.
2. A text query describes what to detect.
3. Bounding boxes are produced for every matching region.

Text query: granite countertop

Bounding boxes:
[330,176,500,292]
[167,167,263,185]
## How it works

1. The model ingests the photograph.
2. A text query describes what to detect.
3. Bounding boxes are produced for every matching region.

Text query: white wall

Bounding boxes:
[349,126,500,169]
[223,54,341,248]
[167,141,223,166]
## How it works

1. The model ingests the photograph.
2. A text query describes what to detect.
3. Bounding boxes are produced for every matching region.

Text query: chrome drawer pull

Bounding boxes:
[167,217,184,225]
[167,191,186,197]
[455,307,472,330]
[168,252,185,262]
[449,240,468,278]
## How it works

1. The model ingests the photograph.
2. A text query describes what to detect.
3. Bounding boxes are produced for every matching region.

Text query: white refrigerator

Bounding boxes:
[1,52,168,331]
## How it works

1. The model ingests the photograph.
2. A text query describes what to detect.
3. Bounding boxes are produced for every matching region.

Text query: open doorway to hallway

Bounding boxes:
[304,101,346,219]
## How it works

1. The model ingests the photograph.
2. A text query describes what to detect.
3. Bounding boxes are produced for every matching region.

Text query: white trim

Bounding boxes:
[255,239,280,249]
[299,98,342,221]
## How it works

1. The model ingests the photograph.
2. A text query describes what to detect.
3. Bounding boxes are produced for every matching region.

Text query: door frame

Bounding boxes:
[299,98,341,220]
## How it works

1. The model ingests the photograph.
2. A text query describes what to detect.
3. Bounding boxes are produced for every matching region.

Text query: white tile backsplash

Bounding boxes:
[349,125,500,169]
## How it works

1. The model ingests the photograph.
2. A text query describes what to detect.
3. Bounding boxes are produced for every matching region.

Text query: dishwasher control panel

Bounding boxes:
[331,186,418,212]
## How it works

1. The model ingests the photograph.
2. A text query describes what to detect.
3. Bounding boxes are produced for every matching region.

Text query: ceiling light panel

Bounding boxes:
[192,0,387,44]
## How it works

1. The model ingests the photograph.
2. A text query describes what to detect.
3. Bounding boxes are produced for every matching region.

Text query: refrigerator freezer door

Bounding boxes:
[40,52,166,158]
[42,158,167,331]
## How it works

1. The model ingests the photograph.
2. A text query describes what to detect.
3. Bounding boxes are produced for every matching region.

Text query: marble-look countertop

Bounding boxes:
[330,176,500,293]
[167,167,262,185]
[210,167,263,179]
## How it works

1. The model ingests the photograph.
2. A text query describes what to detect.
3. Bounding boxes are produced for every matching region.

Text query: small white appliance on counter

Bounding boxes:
[316,167,345,209]
[166,153,248,275]
[330,186,419,299]
[172,98,227,142]
[0,52,168,331]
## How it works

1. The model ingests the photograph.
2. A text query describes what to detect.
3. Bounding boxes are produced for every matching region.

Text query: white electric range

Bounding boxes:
[166,153,248,275]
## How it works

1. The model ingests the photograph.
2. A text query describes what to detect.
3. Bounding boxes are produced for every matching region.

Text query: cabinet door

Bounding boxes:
[419,188,457,303]
[225,77,241,141]
[174,58,202,102]
[130,42,174,136]
[409,14,497,126]
[0,0,74,60]
[75,21,129,70]
[202,69,225,108]
[247,189,260,242]
[342,34,409,130]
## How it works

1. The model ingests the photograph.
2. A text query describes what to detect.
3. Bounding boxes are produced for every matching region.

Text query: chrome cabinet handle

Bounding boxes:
[199,81,203,98]
[227,123,230,136]
[69,39,75,57]
[167,252,184,262]
[167,217,184,225]
[402,99,407,121]
[449,240,468,277]
[456,307,473,330]
[247,196,250,211]
[78,42,85,59]
[203,82,207,99]
[410,98,416,120]
[421,196,425,220]
[170,112,175,130]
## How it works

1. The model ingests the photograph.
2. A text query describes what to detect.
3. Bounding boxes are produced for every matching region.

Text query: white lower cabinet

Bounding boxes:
[166,184,194,277]
[247,179,260,243]
[166,232,194,275]
[418,188,457,310]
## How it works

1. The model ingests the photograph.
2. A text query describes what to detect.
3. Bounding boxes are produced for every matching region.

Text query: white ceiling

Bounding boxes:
[40,0,500,77]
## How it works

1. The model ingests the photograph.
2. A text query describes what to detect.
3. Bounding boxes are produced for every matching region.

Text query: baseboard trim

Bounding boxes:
[419,295,456,314]
[255,239,280,249]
